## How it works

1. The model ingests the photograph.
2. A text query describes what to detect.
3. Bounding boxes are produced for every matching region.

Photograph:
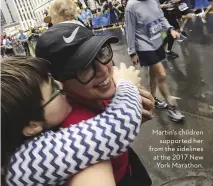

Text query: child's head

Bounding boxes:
[49,0,78,24]
[1,57,71,163]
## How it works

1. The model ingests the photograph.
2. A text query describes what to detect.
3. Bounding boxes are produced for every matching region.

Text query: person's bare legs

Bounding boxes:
[180,13,194,32]
[149,67,157,98]
[149,63,177,106]
[180,18,188,32]
[149,62,184,121]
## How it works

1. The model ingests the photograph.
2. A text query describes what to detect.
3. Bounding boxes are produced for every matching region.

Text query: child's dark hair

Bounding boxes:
[1,57,50,169]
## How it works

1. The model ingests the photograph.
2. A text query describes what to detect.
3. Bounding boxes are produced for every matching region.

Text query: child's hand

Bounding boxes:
[113,62,141,87]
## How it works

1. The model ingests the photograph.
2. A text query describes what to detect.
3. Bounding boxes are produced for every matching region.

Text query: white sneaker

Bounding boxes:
[176,32,187,43]
[168,105,185,122]
[155,97,168,109]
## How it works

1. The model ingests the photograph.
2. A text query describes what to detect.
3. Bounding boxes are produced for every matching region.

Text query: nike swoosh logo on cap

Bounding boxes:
[63,26,80,43]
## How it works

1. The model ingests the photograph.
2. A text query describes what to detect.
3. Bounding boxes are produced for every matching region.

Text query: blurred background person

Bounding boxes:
[201,0,213,23]
[1,36,6,58]
[18,30,31,56]
[2,35,14,56]
[160,0,180,58]
[125,0,185,122]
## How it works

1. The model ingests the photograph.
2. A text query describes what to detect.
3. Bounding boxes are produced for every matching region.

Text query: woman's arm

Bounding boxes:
[68,161,115,186]
[6,80,142,186]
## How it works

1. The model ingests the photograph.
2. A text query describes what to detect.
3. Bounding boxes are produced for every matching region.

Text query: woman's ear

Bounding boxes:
[23,121,44,137]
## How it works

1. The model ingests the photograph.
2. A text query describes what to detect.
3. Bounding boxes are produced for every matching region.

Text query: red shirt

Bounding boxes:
[62,101,128,183]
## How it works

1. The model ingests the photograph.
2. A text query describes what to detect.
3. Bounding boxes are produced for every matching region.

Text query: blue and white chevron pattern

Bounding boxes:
[6,81,142,186]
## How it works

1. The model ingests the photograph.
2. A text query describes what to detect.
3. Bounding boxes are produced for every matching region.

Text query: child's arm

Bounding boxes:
[6,80,142,186]
[68,161,115,186]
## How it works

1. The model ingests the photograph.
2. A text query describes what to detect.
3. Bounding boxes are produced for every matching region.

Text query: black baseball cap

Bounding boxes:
[35,22,119,81]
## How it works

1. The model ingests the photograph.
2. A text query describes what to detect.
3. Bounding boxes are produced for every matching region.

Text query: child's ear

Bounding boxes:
[23,121,44,137]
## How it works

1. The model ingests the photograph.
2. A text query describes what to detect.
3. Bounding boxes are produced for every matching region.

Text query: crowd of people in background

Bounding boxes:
[47,0,127,29]
[1,0,128,58]
[2,0,212,58]
[71,0,213,29]
[1,27,45,58]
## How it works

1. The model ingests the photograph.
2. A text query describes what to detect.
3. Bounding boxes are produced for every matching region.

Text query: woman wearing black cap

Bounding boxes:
[35,22,153,186]
[2,56,151,186]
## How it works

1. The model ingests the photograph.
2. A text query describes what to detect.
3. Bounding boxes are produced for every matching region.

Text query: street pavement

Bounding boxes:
[96,15,213,186]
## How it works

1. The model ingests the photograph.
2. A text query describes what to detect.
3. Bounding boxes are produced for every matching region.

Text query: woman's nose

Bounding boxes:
[95,61,108,77]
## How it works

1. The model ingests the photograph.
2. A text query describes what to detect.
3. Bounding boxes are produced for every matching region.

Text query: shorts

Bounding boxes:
[117,148,152,186]
[136,45,166,67]
[176,0,193,18]
[181,8,192,15]
[164,10,180,29]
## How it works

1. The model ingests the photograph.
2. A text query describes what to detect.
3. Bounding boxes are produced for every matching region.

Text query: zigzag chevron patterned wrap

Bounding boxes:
[6,81,142,186]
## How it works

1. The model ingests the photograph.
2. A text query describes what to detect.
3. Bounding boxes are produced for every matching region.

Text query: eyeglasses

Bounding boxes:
[42,76,65,108]
[72,45,113,84]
